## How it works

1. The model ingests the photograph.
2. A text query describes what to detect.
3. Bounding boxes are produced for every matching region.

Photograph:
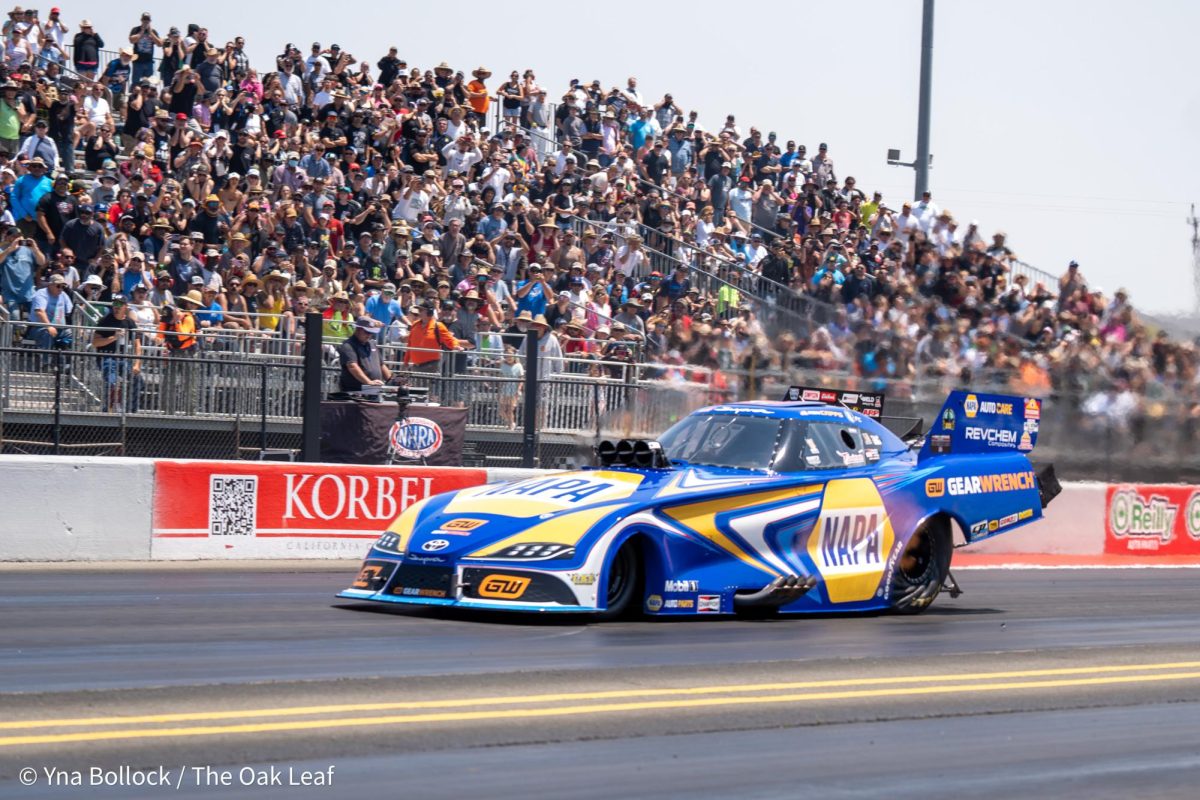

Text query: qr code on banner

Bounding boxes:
[208,475,258,536]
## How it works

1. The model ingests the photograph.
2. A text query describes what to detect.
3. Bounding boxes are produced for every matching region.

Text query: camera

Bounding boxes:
[161,305,176,323]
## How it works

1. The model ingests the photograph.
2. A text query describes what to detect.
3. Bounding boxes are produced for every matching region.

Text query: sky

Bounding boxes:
[83,1,1200,314]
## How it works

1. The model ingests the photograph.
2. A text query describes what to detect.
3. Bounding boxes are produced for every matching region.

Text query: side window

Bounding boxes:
[793,422,869,470]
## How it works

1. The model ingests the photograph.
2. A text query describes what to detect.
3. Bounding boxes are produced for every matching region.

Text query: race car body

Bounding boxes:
[338,389,1058,616]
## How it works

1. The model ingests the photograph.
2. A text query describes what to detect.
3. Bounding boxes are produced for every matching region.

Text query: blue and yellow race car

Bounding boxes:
[338,388,1059,617]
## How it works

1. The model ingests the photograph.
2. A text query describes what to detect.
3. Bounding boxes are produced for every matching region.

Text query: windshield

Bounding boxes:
[658,413,886,472]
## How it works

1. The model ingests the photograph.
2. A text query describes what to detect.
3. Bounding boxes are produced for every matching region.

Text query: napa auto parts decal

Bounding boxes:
[151,461,486,558]
[1104,484,1200,556]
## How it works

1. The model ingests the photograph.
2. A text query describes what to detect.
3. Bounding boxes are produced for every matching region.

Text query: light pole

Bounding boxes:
[888,0,935,199]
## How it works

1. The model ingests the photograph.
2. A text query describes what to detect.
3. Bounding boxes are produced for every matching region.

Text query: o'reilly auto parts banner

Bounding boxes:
[1105,484,1200,556]
[152,461,486,558]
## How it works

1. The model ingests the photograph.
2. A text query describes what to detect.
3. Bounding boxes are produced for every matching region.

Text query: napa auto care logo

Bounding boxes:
[389,417,443,459]
[963,394,979,418]
[1109,489,1200,547]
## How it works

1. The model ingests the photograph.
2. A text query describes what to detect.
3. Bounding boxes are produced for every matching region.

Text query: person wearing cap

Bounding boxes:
[128,12,161,86]
[403,300,466,374]
[322,291,355,342]
[72,18,105,79]
[93,293,143,412]
[10,155,51,239]
[17,118,58,171]
[59,204,105,269]
[29,271,73,350]
[337,316,392,392]
[159,288,199,366]
[364,282,403,341]
[0,224,44,319]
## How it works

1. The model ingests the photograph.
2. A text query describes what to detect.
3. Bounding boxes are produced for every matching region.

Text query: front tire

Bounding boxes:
[596,540,642,621]
[891,516,952,614]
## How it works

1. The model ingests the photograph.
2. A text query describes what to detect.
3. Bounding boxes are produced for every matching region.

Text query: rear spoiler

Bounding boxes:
[784,385,922,441]
[920,391,1043,461]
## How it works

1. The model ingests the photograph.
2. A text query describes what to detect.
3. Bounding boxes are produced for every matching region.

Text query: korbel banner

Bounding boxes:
[1105,484,1200,556]
[152,461,486,558]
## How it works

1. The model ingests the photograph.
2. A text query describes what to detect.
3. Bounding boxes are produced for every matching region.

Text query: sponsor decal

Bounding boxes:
[1018,508,1034,521]
[802,389,822,401]
[979,400,1014,415]
[963,394,979,418]
[478,473,640,507]
[864,448,880,461]
[646,594,664,612]
[1024,398,1041,420]
[376,532,401,551]
[820,391,838,403]
[1018,431,1033,451]
[841,452,866,468]
[441,518,487,531]
[941,408,956,431]
[150,461,486,558]
[842,393,860,404]
[997,512,1019,528]
[969,520,988,536]
[861,408,881,419]
[930,434,952,455]
[1105,487,1200,554]
[988,520,999,532]
[965,426,1018,448]
[400,587,449,598]
[421,538,450,552]
[478,574,532,599]
[665,579,699,592]
[569,573,597,585]
[925,478,945,498]
[697,595,721,613]
[1024,418,1040,433]
[388,417,444,460]
[807,479,895,603]
[352,564,385,590]
[663,599,695,609]
[944,471,1036,496]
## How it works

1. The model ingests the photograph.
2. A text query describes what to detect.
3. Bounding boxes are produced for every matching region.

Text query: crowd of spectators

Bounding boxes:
[0,7,1194,437]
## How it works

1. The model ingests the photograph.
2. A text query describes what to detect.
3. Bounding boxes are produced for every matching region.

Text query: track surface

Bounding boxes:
[2,565,1200,798]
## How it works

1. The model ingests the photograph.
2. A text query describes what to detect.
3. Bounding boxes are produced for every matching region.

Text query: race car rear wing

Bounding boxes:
[919,390,1042,461]
[784,385,923,441]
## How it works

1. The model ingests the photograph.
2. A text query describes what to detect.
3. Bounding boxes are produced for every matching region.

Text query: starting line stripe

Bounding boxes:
[4,660,1200,738]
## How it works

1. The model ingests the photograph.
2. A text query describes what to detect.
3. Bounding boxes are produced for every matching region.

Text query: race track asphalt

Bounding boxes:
[2,564,1199,799]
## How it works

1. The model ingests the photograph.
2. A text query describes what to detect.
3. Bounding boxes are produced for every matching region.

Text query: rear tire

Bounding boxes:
[891,516,952,614]
[596,540,642,621]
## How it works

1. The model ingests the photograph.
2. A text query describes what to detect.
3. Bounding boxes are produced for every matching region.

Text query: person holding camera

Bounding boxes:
[157,291,200,413]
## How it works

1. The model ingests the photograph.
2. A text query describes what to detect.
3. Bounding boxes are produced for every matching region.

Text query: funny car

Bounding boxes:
[338,388,1059,617]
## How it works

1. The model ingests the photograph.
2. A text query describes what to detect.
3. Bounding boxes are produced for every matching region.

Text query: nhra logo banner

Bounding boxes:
[1105,484,1200,556]
[151,461,486,559]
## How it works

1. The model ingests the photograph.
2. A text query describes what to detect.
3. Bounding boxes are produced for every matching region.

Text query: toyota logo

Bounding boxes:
[422,539,449,552]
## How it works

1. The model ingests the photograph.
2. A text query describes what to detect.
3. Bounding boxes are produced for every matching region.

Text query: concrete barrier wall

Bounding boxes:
[0,455,155,561]
[0,455,1178,562]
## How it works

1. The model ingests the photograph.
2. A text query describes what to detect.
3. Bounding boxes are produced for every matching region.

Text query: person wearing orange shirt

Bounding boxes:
[466,66,491,125]
[404,300,467,374]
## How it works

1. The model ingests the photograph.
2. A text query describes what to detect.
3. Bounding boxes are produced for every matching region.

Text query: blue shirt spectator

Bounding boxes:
[10,169,51,224]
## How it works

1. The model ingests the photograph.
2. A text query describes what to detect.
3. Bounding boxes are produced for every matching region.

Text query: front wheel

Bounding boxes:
[891,516,952,614]
[596,540,642,621]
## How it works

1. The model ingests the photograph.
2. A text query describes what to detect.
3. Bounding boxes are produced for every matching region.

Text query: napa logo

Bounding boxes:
[444,470,647,517]
[388,417,443,459]
[807,478,896,603]
[963,394,979,419]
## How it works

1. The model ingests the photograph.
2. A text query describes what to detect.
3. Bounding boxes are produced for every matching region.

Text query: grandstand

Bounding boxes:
[0,9,1195,479]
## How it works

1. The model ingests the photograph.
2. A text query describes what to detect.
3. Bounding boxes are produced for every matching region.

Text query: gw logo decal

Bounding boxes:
[442,519,486,531]
[925,478,945,498]
[478,574,531,599]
